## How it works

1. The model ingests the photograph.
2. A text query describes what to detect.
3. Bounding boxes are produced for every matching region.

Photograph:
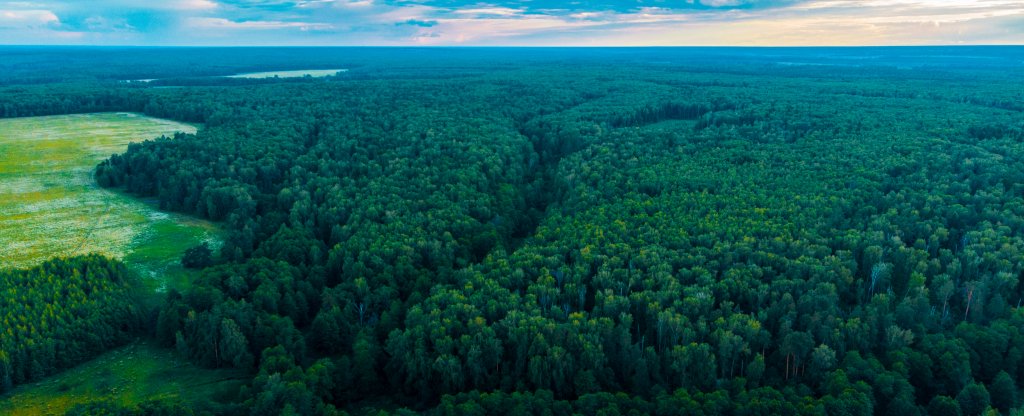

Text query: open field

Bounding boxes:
[0,340,246,415]
[226,68,347,78]
[0,113,220,294]
[0,113,234,414]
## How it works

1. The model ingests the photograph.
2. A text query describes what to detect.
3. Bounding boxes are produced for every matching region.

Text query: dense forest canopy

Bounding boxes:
[2,47,1024,415]
[0,256,141,390]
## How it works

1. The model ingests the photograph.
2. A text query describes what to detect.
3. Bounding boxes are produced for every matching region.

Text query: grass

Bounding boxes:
[0,112,221,297]
[226,68,347,78]
[0,340,246,415]
[0,113,238,414]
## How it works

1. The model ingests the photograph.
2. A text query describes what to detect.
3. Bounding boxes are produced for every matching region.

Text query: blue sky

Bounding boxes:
[0,0,1021,45]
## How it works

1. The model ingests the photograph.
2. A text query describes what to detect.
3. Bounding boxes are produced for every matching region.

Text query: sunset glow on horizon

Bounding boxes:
[0,0,1021,46]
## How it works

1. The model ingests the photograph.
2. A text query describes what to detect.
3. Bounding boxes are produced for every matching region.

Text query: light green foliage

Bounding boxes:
[0,113,218,294]
[0,256,140,390]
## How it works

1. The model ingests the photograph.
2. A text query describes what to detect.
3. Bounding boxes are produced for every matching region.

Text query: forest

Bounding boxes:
[2,47,1024,415]
[0,256,141,389]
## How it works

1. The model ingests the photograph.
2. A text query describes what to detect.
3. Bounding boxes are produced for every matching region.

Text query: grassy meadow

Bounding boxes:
[0,112,220,294]
[0,113,236,414]
[0,340,245,415]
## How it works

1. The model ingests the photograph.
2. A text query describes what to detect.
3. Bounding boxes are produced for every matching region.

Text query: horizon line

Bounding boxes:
[1,44,1023,48]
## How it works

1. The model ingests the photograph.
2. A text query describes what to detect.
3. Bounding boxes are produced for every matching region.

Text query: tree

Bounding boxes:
[309,306,353,355]
[0,350,12,392]
[746,354,765,387]
[823,389,873,416]
[182,242,214,269]
[927,396,962,416]
[989,371,1016,412]
[810,344,837,380]
[220,318,253,369]
[352,331,380,393]
[957,382,991,416]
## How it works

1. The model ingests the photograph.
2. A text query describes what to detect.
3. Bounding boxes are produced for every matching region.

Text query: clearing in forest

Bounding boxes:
[226,68,347,78]
[0,340,245,415]
[0,112,219,293]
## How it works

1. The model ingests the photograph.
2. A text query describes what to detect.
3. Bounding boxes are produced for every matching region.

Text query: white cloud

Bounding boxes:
[699,0,746,6]
[1,0,1022,46]
[81,0,218,11]
[520,1,1024,46]
[424,16,595,42]
[333,0,373,8]
[0,9,58,27]
[569,11,604,19]
[375,5,438,23]
[453,7,523,16]
[178,0,218,10]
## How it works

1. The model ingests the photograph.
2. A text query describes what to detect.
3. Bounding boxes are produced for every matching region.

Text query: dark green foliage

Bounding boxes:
[928,396,962,416]
[6,47,1024,414]
[0,255,141,392]
[92,49,1024,412]
[242,346,345,416]
[181,243,214,269]
[989,371,1017,411]
[956,382,991,416]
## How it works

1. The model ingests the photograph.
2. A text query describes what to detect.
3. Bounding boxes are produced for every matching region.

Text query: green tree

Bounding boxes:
[927,396,962,416]
[957,382,992,416]
[182,242,214,269]
[989,371,1017,412]
[220,318,253,369]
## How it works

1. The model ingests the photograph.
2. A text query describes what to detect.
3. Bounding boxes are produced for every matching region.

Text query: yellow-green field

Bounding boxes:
[0,340,245,415]
[0,113,238,414]
[0,112,219,294]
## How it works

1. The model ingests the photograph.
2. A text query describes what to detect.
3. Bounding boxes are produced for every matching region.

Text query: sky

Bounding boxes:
[0,0,1022,46]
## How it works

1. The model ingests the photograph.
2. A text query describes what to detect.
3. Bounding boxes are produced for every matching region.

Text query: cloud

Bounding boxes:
[336,0,373,8]
[397,19,437,27]
[187,16,333,30]
[0,0,1021,45]
[418,15,600,43]
[170,0,218,10]
[0,9,59,27]
[694,0,755,7]
[69,0,218,11]
[82,15,134,31]
[453,7,523,16]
